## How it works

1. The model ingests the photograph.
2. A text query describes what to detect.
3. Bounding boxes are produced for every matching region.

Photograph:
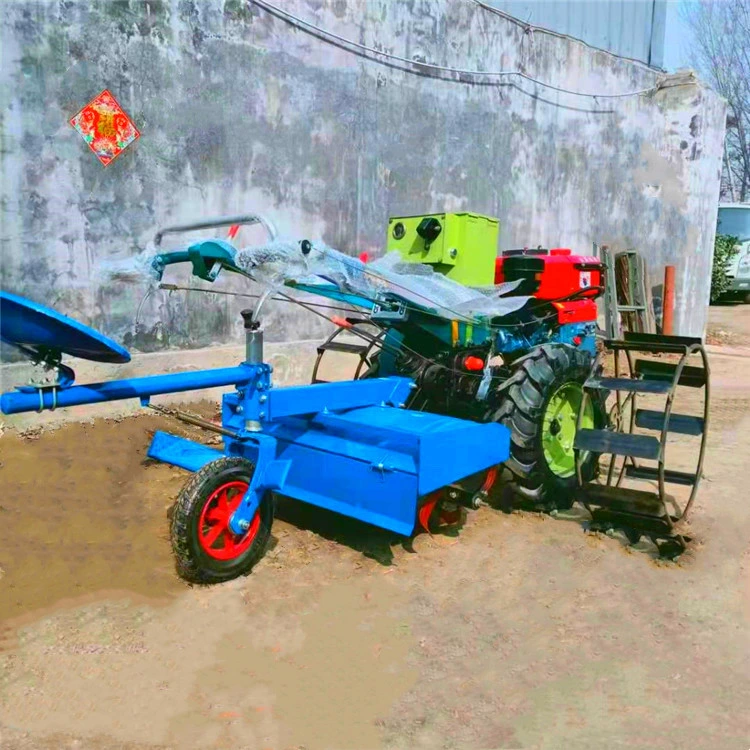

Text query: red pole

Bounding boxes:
[663,265,675,335]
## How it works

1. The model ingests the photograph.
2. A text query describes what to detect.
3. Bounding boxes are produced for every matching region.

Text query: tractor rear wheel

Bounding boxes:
[487,344,603,510]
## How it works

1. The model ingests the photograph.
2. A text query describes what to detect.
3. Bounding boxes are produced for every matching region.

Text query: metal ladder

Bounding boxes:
[601,247,654,339]
[573,331,710,558]
[311,319,384,384]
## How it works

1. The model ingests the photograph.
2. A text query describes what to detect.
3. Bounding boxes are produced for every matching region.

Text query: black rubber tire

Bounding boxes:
[170,456,274,584]
[487,344,604,510]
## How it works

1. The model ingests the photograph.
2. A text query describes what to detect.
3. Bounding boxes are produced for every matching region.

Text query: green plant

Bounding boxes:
[711,233,740,302]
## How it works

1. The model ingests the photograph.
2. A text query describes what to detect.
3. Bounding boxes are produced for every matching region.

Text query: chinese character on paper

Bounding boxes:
[70,89,140,166]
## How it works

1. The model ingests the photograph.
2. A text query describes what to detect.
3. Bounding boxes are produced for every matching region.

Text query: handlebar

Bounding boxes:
[153,213,277,247]
[150,239,241,283]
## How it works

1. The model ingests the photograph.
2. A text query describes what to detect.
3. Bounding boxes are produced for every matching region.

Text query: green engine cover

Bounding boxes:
[386,212,499,286]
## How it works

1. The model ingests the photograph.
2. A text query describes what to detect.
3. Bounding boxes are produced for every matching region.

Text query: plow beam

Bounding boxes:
[0,366,256,415]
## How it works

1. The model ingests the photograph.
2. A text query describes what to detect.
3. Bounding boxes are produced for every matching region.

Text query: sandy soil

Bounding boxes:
[706,298,750,346]
[1,310,750,750]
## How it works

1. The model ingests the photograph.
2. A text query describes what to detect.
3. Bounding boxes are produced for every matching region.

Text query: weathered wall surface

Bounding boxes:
[0,0,726,351]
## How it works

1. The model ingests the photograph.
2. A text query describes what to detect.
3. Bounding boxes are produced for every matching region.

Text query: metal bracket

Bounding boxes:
[228,433,290,535]
[370,459,395,481]
[371,299,408,323]
[16,360,75,395]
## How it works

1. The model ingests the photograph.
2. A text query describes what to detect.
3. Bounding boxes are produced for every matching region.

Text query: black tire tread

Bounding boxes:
[489,344,603,507]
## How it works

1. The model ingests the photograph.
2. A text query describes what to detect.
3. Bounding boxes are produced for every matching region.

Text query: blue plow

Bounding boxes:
[0,288,510,583]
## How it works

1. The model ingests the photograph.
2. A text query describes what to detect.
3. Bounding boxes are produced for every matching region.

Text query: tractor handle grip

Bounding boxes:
[154,213,278,247]
[150,240,240,283]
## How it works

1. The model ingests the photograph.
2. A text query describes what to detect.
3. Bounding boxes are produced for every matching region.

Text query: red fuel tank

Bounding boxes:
[495,248,604,300]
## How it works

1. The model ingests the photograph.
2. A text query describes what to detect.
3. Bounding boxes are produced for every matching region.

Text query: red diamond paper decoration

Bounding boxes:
[70,89,140,166]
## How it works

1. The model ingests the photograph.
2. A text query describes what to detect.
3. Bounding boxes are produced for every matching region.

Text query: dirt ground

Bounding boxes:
[1,307,750,750]
[706,298,750,347]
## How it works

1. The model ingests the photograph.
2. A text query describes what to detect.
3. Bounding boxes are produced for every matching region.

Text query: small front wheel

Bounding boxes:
[170,457,274,584]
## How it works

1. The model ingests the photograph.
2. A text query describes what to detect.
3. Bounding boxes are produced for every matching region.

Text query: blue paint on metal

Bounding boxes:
[221,424,420,535]
[241,413,420,475]
[317,406,510,497]
[485,0,666,69]
[267,437,421,536]
[0,365,256,415]
[491,321,597,356]
[258,457,293,493]
[374,329,405,377]
[147,430,224,472]
[151,238,240,283]
[555,322,598,355]
[228,432,288,535]
[262,377,414,420]
[291,282,376,310]
[0,292,512,539]
[224,403,509,535]
[0,290,131,364]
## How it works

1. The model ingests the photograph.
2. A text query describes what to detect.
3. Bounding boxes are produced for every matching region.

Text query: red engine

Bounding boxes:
[495,248,604,324]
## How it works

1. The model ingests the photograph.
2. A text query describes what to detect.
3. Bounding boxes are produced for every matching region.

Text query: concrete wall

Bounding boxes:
[0,0,726,353]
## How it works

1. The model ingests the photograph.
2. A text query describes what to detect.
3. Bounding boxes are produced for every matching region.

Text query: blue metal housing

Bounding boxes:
[485,0,667,69]
[2,360,510,537]
[0,290,131,364]
[149,374,510,536]
[554,322,598,356]
[0,289,511,539]
[495,321,597,356]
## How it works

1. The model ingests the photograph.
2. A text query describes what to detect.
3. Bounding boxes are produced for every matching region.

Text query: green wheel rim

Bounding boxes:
[542,381,594,478]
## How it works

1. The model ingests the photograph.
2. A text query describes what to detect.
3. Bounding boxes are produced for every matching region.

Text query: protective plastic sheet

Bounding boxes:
[234,240,530,320]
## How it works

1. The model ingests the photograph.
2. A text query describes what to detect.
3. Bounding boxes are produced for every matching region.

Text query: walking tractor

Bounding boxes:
[0,211,710,581]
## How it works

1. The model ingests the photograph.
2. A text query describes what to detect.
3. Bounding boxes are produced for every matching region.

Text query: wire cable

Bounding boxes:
[152,247,598,382]
[158,282,360,315]
[161,274,561,383]
[250,0,658,100]
[303,244,566,330]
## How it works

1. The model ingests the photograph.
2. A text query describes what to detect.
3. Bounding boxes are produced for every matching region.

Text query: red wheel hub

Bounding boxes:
[197,480,260,560]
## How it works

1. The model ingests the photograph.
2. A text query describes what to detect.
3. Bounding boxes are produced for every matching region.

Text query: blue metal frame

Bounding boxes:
[0,365,256,414]
[148,432,224,471]
[1,315,511,538]
[143,367,509,536]
[555,322,598,356]
[0,283,515,541]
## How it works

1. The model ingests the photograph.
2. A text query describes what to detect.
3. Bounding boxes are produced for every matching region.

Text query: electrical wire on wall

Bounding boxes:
[249,0,661,108]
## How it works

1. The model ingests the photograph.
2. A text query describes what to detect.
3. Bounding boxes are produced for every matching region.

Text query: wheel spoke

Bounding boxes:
[195,477,257,562]
[217,488,230,514]
[227,488,244,513]
[202,522,224,548]
[223,530,239,551]
[206,507,226,523]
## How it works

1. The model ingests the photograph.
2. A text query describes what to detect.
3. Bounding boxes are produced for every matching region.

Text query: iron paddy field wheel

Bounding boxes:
[170,456,274,584]
[487,344,605,511]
